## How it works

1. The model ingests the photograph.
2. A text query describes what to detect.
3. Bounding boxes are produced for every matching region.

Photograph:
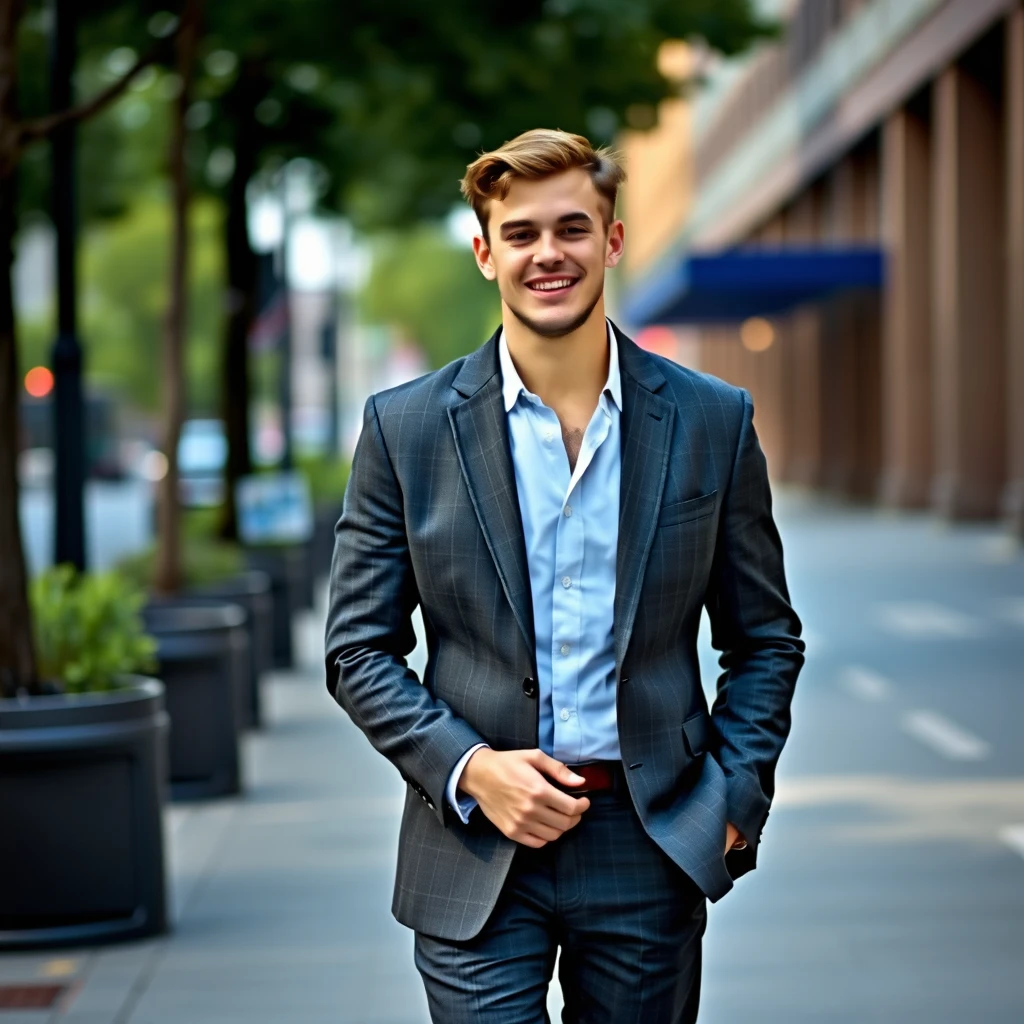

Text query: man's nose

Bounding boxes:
[533,232,564,266]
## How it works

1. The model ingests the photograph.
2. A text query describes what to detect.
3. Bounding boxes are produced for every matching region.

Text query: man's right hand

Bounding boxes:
[458,748,591,848]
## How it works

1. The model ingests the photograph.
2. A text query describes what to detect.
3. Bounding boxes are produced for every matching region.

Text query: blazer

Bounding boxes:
[325,323,804,942]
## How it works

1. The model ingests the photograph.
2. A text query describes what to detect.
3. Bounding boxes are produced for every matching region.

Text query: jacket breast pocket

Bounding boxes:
[658,490,718,529]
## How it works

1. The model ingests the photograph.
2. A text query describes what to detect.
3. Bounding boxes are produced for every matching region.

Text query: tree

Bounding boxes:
[181,0,773,538]
[0,0,171,695]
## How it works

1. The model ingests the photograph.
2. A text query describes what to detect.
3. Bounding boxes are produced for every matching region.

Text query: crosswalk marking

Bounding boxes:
[901,710,990,761]
[841,665,891,702]
[1000,826,1024,861]
[875,602,985,638]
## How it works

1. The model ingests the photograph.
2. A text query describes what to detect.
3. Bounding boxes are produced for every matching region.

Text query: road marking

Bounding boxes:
[875,602,985,638]
[900,710,990,761]
[1000,826,1024,860]
[840,665,891,702]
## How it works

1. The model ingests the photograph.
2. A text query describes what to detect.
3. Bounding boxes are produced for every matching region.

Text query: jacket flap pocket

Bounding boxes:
[659,490,718,528]
[682,709,711,758]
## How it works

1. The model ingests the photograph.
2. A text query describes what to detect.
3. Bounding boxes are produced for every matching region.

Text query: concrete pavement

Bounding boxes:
[2,492,1023,1022]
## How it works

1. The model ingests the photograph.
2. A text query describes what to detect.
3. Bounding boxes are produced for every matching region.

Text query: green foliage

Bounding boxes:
[360,227,501,369]
[31,565,157,694]
[297,453,350,506]
[78,196,224,414]
[116,528,244,592]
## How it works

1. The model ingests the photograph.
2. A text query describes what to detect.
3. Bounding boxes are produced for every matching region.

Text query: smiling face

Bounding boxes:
[472,168,625,339]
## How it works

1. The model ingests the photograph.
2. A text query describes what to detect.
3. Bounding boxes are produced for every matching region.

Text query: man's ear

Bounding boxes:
[605,220,625,269]
[472,234,497,281]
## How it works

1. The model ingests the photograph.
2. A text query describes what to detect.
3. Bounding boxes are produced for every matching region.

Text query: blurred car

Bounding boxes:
[177,418,227,508]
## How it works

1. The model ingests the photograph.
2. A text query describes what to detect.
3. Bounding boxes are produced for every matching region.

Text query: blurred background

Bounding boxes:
[2,0,1023,1021]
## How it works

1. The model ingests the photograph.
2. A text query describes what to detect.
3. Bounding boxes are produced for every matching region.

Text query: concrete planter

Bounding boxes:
[0,677,169,950]
[244,545,309,667]
[143,603,248,800]
[190,571,273,729]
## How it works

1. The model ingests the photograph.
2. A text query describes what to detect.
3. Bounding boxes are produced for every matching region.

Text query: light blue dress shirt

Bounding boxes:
[446,322,622,821]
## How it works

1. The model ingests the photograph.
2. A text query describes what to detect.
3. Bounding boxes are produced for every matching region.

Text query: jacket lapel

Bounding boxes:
[447,335,535,659]
[614,331,674,673]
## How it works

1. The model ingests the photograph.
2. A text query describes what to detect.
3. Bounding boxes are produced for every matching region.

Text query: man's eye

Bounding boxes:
[508,232,532,242]
[562,226,587,235]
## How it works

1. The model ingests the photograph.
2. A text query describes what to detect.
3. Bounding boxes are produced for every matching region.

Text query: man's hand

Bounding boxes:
[725,821,747,853]
[459,748,591,848]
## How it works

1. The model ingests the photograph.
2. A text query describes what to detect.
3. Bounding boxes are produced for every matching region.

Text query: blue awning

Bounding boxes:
[622,246,885,326]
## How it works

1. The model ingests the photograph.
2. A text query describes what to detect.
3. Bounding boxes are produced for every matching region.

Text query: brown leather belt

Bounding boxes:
[556,760,623,795]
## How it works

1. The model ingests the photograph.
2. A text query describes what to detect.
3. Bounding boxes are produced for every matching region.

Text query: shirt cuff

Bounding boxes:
[446,743,489,824]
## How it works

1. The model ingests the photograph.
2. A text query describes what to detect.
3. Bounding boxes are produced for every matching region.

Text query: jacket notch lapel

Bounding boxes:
[448,381,535,659]
[614,365,674,673]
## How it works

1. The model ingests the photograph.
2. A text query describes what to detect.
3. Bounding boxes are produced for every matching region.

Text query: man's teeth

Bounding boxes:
[530,279,574,291]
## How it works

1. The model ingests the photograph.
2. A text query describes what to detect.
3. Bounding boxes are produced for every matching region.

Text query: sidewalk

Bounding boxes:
[1,593,431,1024]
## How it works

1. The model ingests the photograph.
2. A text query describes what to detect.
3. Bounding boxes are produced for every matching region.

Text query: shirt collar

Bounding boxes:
[498,320,622,414]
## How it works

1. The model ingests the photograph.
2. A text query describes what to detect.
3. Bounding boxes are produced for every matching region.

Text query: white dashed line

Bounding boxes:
[875,602,985,638]
[840,665,892,702]
[900,710,990,761]
[1000,826,1024,861]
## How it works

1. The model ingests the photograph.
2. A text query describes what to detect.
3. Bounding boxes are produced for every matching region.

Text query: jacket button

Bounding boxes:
[522,676,538,698]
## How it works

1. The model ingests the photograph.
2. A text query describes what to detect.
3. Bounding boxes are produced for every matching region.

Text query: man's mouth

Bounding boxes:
[525,276,579,295]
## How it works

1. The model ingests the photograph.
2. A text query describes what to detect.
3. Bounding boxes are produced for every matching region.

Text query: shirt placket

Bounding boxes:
[551,401,612,764]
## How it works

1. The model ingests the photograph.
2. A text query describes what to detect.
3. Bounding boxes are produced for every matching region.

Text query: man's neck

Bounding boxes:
[502,300,609,412]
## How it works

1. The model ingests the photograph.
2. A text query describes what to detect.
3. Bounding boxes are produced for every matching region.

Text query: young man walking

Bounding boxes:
[326,129,803,1023]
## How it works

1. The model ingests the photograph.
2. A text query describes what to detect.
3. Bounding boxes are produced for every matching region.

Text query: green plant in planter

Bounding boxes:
[296,454,351,508]
[31,566,158,694]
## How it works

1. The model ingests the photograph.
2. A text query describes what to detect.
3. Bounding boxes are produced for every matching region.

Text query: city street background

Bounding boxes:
[3,493,1022,1023]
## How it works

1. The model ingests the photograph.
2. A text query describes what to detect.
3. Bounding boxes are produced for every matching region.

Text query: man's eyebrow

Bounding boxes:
[498,211,595,235]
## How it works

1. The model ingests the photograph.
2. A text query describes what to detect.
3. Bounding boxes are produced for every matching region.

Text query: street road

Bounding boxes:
[3,491,1021,1023]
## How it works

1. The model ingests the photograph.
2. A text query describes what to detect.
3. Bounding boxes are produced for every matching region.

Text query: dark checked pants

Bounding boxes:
[414,782,707,1024]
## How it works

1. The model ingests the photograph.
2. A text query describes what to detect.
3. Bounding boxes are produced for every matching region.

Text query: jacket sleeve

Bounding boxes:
[705,389,804,853]
[324,395,486,825]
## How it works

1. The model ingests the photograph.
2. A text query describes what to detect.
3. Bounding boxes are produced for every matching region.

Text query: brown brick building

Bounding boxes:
[619,0,1024,535]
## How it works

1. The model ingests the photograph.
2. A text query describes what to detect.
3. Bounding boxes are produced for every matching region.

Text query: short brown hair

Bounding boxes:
[460,129,625,239]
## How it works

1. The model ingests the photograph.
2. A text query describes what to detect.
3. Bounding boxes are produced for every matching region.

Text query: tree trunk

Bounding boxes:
[0,0,37,697]
[154,0,202,594]
[217,65,265,541]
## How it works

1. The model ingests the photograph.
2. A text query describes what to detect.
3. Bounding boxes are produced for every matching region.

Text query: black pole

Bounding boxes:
[49,0,86,570]
[277,166,293,470]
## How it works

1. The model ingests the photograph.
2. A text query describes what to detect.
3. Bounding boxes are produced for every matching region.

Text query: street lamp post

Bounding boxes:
[49,0,86,570]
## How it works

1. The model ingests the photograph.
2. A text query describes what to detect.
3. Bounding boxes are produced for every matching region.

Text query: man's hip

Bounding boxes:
[414,785,706,1024]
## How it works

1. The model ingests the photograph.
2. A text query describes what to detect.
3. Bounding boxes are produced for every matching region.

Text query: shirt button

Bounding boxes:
[560,643,570,656]
[564,505,572,518]
[561,576,572,589]
[560,708,571,722]
[544,429,554,443]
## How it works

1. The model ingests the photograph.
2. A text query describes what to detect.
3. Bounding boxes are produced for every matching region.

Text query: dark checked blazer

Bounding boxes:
[325,322,804,942]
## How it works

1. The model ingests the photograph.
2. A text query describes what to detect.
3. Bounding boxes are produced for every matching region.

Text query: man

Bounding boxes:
[326,128,803,1023]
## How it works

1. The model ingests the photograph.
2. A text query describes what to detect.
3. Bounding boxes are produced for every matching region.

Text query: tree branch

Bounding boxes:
[19,41,169,145]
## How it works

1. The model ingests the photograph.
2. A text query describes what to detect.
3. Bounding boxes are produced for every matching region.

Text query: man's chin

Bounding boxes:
[506,295,603,339]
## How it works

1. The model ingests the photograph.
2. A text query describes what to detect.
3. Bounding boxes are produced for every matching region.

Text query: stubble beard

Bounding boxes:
[503,277,603,339]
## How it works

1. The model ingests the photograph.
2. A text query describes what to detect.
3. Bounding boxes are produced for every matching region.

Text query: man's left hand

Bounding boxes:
[725,822,747,853]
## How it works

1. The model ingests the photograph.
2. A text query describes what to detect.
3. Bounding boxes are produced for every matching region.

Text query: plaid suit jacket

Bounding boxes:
[325,323,804,941]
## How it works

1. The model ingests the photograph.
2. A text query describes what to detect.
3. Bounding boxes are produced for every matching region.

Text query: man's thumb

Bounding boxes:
[534,751,585,785]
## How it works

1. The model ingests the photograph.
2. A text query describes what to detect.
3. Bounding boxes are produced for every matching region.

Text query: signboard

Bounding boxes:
[236,471,313,545]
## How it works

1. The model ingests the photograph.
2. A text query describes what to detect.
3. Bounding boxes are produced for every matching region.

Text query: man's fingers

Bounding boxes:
[530,750,587,787]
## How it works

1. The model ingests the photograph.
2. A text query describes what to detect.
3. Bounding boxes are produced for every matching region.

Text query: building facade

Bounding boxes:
[621,0,1024,534]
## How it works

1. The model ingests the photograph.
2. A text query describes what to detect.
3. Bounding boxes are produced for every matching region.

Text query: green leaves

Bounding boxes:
[30,565,157,694]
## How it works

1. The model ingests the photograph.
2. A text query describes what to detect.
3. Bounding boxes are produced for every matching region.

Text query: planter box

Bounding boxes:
[310,504,340,586]
[0,678,169,950]
[244,545,309,667]
[189,571,273,730]
[143,603,248,800]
